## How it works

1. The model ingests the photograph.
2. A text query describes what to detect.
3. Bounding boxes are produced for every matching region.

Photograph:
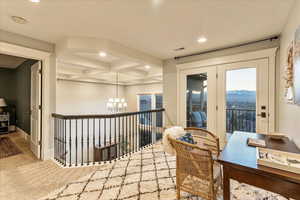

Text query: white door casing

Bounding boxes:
[0,41,53,160]
[31,61,42,159]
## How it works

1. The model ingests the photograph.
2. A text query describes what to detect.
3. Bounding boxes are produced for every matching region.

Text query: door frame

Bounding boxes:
[177,48,277,147]
[0,41,53,160]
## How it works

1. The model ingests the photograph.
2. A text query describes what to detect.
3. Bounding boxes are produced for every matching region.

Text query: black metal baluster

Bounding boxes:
[54,118,57,161]
[93,118,95,165]
[109,117,112,162]
[81,119,84,166]
[133,114,135,152]
[64,119,67,166]
[146,112,149,146]
[150,112,152,145]
[114,116,117,160]
[122,116,124,157]
[75,119,78,166]
[135,114,138,151]
[58,119,61,164]
[140,113,142,149]
[104,118,106,162]
[125,115,128,155]
[118,116,120,159]
[129,115,131,154]
[69,119,72,167]
[98,118,101,164]
[149,112,151,145]
[87,118,90,165]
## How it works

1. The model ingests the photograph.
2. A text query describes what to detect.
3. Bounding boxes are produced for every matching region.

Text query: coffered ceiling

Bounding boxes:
[56,37,163,85]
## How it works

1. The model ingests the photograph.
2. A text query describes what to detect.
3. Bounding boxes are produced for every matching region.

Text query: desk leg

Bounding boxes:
[223,166,230,200]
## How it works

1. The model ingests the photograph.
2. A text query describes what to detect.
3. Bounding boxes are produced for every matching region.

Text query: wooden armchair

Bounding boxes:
[168,128,222,200]
[184,128,220,157]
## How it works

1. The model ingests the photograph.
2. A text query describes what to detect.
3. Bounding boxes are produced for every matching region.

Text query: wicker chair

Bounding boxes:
[168,128,222,200]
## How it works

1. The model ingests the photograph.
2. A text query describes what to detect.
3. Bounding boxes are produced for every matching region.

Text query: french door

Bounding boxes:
[179,59,270,147]
[178,66,217,133]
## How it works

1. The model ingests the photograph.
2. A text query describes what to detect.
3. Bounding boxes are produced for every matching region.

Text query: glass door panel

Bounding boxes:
[186,73,208,129]
[226,68,256,133]
[179,66,217,133]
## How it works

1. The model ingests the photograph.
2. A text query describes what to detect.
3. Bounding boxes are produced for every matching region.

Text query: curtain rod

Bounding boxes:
[174,36,279,60]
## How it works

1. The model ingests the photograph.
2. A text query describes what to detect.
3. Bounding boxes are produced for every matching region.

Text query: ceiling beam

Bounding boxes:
[57,53,111,71]
[60,37,163,69]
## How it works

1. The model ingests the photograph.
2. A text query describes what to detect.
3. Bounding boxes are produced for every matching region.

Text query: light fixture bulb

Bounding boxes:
[29,0,40,2]
[145,65,151,69]
[197,37,207,43]
[99,51,107,57]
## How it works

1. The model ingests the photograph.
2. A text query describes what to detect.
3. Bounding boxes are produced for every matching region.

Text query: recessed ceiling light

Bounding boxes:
[29,0,40,2]
[99,52,107,57]
[11,16,28,24]
[145,65,151,69]
[197,37,207,43]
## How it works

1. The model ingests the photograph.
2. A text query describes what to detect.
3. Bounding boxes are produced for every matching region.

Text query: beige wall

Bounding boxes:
[56,80,125,115]
[278,1,300,147]
[125,83,163,112]
[163,39,280,126]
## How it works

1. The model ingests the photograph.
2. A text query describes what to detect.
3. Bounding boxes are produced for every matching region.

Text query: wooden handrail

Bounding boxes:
[52,108,165,119]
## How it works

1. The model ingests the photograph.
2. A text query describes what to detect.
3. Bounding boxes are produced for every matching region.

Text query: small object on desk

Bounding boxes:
[268,132,286,140]
[247,138,266,147]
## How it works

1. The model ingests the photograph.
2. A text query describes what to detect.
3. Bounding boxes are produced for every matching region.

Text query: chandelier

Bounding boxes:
[106,73,127,113]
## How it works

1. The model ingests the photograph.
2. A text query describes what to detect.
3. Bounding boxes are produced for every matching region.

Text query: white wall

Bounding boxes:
[278,1,300,147]
[56,80,125,114]
[124,83,163,112]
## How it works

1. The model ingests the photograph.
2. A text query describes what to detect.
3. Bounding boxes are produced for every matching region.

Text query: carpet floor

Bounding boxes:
[40,144,290,200]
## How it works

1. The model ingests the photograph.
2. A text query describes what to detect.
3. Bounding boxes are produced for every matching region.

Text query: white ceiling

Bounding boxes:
[0,0,294,58]
[0,0,295,84]
[0,54,27,69]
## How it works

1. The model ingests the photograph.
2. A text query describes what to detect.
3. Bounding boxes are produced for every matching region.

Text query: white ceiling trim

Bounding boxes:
[61,37,163,68]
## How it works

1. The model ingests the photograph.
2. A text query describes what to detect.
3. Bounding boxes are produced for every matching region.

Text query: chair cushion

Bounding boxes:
[177,133,196,144]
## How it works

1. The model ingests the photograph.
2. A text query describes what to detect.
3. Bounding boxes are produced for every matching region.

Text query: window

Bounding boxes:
[138,93,163,144]
[138,93,163,127]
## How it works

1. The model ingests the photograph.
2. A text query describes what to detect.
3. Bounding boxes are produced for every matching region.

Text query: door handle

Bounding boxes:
[257,112,266,118]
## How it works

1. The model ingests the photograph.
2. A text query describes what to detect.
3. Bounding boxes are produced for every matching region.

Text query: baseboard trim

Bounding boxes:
[16,127,30,142]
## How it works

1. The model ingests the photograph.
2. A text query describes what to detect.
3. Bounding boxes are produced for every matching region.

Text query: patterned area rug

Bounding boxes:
[41,144,289,200]
[0,137,22,159]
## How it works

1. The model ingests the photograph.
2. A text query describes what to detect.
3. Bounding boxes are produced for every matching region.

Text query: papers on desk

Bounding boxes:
[257,148,300,174]
[247,138,266,148]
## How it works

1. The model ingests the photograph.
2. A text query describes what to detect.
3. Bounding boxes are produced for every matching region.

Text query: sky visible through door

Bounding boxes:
[226,68,256,133]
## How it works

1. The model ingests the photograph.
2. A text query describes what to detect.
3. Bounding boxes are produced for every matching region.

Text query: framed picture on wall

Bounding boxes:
[285,42,294,103]
[294,26,300,105]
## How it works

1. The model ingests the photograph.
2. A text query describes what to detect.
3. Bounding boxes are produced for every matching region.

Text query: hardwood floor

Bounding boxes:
[0,132,106,200]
